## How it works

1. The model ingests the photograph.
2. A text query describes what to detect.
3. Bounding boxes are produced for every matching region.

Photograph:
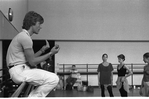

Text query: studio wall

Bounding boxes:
[28,0,149,40]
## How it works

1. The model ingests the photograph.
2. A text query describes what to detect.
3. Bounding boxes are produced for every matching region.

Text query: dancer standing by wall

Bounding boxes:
[140,52,149,96]
[116,54,132,97]
[97,53,114,97]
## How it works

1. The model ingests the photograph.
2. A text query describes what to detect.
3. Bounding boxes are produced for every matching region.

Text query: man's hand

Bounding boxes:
[50,44,60,55]
[45,40,50,48]
[40,40,50,53]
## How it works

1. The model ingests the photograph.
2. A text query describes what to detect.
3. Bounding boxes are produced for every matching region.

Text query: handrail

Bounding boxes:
[58,63,145,72]
[0,10,19,40]
[11,82,34,97]
[0,10,19,33]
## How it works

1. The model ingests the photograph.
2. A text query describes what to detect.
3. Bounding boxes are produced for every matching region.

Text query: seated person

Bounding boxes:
[66,65,81,90]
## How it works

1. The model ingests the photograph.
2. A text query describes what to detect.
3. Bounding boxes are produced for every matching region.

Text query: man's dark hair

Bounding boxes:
[22,11,44,30]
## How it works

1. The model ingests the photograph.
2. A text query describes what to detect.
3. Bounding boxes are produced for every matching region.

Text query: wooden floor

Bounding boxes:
[47,87,141,97]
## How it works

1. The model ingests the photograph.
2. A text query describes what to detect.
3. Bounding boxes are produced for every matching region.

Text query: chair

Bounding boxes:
[11,82,34,97]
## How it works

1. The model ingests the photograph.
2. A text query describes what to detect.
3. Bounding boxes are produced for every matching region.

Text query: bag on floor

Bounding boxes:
[77,82,83,91]
[86,86,94,93]
[83,86,87,91]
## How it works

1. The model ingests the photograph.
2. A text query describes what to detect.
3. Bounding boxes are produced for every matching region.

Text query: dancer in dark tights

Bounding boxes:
[116,54,132,97]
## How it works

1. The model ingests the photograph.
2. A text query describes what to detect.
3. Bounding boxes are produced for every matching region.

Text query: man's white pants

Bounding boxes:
[9,64,59,97]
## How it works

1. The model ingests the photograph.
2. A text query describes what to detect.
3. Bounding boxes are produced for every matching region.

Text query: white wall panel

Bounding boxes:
[55,41,149,64]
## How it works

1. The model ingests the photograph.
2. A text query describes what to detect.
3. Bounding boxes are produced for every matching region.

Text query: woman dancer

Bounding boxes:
[97,53,114,97]
[116,54,132,97]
